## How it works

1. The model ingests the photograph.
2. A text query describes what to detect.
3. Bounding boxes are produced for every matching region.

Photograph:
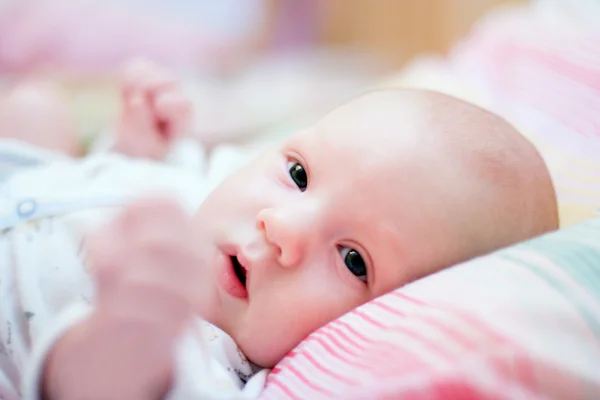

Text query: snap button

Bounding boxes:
[17,199,37,219]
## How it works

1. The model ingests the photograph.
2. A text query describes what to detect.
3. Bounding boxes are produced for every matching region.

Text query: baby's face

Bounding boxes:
[192,95,460,367]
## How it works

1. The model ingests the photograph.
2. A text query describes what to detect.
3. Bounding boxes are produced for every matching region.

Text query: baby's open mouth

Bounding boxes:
[231,256,247,287]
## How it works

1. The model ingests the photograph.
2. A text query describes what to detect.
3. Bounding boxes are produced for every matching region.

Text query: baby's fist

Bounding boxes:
[43,198,203,400]
[89,197,203,319]
[116,59,193,160]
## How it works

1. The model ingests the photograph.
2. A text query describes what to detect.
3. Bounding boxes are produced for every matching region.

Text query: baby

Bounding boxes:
[0,68,558,399]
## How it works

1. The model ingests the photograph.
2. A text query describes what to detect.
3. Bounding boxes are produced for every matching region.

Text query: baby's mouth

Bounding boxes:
[231,256,247,287]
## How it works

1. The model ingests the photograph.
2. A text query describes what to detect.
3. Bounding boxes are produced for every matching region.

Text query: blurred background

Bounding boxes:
[0,0,528,144]
[0,0,527,72]
[1,0,599,225]
[0,0,600,230]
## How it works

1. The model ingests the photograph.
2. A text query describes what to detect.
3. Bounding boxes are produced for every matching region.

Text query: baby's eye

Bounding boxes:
[339,247,367,283]
[288,162,308,191]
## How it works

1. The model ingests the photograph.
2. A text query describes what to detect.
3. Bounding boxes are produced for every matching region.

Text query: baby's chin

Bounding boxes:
[240,345,285,369]
[235,331,299,369]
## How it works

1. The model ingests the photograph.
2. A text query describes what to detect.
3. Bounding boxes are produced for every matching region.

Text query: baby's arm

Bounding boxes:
[39,199,201,400]
[34,199,263,400]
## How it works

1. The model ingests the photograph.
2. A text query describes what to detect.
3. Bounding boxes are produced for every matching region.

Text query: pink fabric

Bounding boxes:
[0,2,225,74]
[449,7,600,154]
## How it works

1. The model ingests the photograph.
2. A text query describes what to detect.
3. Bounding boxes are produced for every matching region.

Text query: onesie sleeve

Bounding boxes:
[21,303,92,400]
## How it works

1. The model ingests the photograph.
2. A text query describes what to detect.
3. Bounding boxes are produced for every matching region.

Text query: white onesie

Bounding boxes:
[0,140,267,400]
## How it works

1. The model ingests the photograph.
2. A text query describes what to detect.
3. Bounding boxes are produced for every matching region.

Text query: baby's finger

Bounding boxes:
[85,224,130,298]
[120,93,167,159]
[153,88,193,139]
[124,242,201,292]
[121,59,176,99]
[120,59,151,98]
[119,197,190,236]
[125,93,154,129]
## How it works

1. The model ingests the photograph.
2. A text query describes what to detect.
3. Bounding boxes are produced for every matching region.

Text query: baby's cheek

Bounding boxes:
[235,309,319,368]
[236,328,295,368]
[239,272,364,366]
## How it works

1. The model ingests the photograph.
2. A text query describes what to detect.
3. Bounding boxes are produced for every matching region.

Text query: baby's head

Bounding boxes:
[192,89,558,367]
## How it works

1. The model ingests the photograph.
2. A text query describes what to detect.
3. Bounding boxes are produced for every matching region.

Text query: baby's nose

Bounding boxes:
[256,207,312,268]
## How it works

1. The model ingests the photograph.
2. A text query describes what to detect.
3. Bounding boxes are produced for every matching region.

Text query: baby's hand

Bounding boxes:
[43,198,203,400]
[115,59,193,160]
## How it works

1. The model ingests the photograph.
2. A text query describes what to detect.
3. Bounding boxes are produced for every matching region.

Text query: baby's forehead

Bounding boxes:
[292,114,442,174]
[320,96,443,150]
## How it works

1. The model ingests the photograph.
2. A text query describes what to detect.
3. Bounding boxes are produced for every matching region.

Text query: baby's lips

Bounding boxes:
[236,251,252,274]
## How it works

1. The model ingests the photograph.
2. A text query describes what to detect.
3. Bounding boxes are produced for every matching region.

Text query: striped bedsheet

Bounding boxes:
[260,217,600,399]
